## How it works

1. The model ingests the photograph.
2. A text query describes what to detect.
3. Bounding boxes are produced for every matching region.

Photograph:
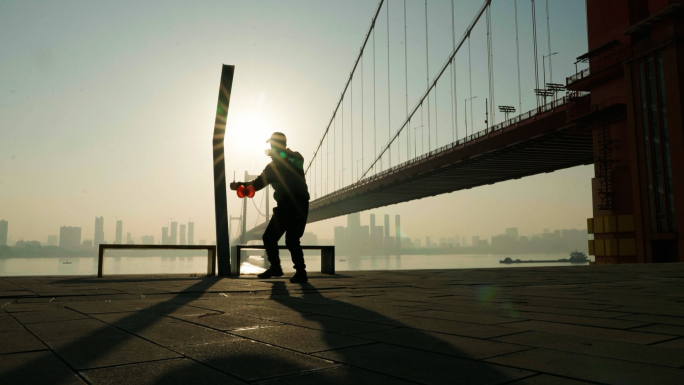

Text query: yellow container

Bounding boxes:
[605,216,618,233]
[588,240,595,255]
[619,238,636,256]
[618,215,635,232]
[593,217,605,234]
[594,239,606,256]
[605,239,619,256]
[587,218,594,234]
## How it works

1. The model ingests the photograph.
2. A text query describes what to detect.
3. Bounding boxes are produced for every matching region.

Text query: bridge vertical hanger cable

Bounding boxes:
[404,0,409,161]
[387,0,391,169]
[351,69,354,182]
[340,96,344,188]
[359,0,491,181]
[468,35,473,137]
[304,0,384,176]
[374,26,377,174]
[334,113,336,190]
[515,0,522,113]
[546,0,553,82]
[326,124,329,194]
[450,0,455,143]
[531,0,540,108]
[362,54,364,180]
[452,0,458,142]
[425,0,431,152]
[487,2,495,126]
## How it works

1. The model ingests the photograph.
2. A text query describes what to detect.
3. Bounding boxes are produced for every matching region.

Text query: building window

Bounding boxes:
[638,53,676,233]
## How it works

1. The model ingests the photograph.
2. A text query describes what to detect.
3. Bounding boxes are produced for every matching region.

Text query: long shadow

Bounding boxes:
[3,276,530,384]
[208,281,525,384]
[1,276,223,385]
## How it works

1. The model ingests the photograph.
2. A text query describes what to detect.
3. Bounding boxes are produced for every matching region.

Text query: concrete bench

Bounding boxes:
[232,245,335,276]
[98,244,216,277]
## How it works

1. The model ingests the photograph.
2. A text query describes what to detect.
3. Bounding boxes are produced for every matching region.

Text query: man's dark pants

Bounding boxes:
[263,201,309,270]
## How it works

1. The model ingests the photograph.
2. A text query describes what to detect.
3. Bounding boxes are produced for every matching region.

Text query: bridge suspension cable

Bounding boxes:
[387,0,391,169]
[359,0,492,182]
[304,0,385,176]
[515,0,522,113]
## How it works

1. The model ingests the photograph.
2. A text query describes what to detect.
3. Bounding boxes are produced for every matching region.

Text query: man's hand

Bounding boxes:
[229,182,245,191]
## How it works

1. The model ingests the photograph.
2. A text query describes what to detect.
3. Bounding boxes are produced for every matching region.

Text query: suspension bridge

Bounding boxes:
[230,0,597,242]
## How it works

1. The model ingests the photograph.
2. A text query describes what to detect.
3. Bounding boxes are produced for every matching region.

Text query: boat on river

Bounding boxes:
[500,251,590,264]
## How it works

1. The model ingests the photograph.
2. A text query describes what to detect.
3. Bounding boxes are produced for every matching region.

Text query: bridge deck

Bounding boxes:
[246,98,593,237]
[2,263,684,384]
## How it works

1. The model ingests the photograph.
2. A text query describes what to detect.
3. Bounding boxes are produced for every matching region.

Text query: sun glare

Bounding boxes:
[232,112,274,152]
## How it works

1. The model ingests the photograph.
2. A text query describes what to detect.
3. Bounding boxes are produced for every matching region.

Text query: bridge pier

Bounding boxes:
[574,0,684,263]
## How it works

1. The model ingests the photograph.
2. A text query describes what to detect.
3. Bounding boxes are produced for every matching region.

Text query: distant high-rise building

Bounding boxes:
[170,222,178,244]
[115,220,123,244]
[188,222,195,245]
[334,226,346,250]
[505,227,519,240]
[142,235,154,244]
[426,236,431,248]
[162,227,169,245]
[180,224,187,245]
[395,215,401,251]
[94,216,105,247]
[59,226,81,249]
[47,235,58,246]
[384,215,390,238]
[0,220,8,246]
[472,236,480,246]
[461,236,467,246]
[126,232,133,244]
[82,239,92,248]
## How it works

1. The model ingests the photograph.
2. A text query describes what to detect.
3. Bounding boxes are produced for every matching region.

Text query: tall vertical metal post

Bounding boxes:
[213,65,234,276]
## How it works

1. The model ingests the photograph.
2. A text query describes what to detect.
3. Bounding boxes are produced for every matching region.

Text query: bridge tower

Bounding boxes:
[570,0,684,263]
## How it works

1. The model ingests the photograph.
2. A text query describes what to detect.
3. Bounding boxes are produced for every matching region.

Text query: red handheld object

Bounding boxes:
[236,185,255,198]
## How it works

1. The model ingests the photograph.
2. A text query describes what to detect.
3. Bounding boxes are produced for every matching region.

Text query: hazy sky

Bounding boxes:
[0,0,590,245]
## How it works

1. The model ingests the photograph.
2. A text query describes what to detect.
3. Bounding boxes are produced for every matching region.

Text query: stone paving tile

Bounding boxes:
[315,343,534,385]
[232,324,370,353]
[226,305,315,321]
[80,358,247,385]
[189,313,282,331]
[0,329,47,354]
[508,304,632,319]
[62,301,136,314]
[124,321,239,347]
[277,314,397,335]
[0,351,87,385]
[354,327,531,359]
[631,323,684,336]
[616,313,684,326]
[25,318,117,342]
[486,348,684,385]
[652,337,684,349]
[502,310,648,329]
[504,320,673,344]
[505,374,594,384]
[12,308,90,324]
[493,330,684,367]
[1,303,61,313]
[176,340,338,382]
[255,366,417,385]
[90,311,181,327]
[0,314,24,332]
[47,334,181,370]
[146,303,223,319]
[403,309,520,325]
[397,316,525,339]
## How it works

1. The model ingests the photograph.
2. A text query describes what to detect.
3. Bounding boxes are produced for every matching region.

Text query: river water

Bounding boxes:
[0,251,592,277]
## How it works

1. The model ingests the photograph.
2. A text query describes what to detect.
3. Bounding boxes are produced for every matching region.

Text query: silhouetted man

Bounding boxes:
[230,132,310,283]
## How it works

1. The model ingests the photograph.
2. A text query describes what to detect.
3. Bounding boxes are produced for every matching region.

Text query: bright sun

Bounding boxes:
[231,112,274,152]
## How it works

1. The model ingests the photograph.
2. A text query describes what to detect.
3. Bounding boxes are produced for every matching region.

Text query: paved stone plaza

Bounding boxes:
[1,263,684,384]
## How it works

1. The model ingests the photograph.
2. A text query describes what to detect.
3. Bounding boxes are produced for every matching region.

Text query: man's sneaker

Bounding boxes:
[258,266,283,279]
[289,270,308,283]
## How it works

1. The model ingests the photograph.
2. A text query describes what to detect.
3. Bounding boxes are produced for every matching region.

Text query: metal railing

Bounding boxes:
[310,93,588,204]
